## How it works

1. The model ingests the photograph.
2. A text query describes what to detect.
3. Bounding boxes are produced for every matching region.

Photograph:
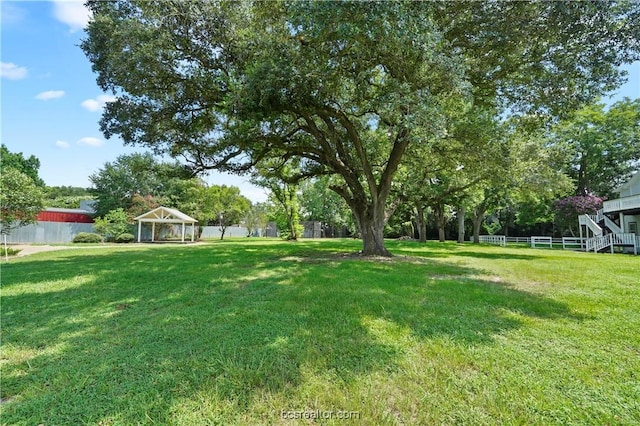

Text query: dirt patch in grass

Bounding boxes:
[314,252,434,264]
[8,245,74,257]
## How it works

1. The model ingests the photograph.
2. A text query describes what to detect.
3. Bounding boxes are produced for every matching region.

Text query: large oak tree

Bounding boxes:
[82,0,639,255]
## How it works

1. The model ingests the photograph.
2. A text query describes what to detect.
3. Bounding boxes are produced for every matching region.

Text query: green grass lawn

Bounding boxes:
[1,239,639,425]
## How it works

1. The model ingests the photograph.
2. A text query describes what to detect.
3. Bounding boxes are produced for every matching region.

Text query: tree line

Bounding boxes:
[80,0,640,255]
[3,100,640,243]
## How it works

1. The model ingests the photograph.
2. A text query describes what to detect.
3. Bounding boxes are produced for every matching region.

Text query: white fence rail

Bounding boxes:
[478,235,506,246]
[562,237,586,250]
[506,237,531,244]
[477,233,637,255]
[531,236,553,249]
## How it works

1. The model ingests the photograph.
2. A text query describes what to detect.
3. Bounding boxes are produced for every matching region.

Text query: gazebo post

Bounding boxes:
[133,207,198,244]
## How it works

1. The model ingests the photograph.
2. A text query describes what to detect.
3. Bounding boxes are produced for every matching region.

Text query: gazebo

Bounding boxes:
[133,206,198,243]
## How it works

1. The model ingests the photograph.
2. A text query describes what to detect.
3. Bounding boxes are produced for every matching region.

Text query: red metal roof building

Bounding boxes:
[36,208,94,223]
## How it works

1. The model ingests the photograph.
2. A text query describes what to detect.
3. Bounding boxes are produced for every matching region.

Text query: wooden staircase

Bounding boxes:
[580,213,602,236]
[579,210,637,255]
[585,232,638,255]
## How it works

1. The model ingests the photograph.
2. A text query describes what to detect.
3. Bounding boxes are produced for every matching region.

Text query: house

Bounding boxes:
[578,171,640,254]
[606,172,640,235]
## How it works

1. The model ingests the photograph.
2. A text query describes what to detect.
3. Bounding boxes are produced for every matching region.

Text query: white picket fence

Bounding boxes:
[477,234,637,255]
[478,235,506,246]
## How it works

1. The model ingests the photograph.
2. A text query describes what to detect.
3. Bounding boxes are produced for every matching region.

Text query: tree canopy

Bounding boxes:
[82,0,640,255]
[89,152,192,217]
[299,176,354,237]
[1,144,45,187]
[179,184,250,239]
[0,168,45,234]
[549,98,640,198]
[251,161,305,240]
[243,202,270,237]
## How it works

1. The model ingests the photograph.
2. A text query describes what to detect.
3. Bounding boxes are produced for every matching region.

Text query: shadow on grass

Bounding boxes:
[1,241,581,424]
[390,240,542,260]
[450,250,540,260]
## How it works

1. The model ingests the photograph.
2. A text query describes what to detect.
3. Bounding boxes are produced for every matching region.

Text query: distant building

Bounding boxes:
[36,208,94,224]
[79,199,97,214]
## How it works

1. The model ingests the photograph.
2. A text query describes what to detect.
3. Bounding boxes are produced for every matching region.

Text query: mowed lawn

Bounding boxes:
[1,239,639,425]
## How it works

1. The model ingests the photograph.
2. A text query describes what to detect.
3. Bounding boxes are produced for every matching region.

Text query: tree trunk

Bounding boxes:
[472,206,486,243]
[499,209,513,237]
[287,210,298,240]
[326,124,410,256]
[360,219,390,256]
[285,188,299,240]
[577,154,588,196]
[352,204,391,256]
[457,205,466,243]
[433,203,446,242]
[415,205,427,243]
[220,225,226,240]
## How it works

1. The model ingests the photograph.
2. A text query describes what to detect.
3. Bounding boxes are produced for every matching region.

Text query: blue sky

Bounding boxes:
[1,0,268,201]
[2,1,639,203]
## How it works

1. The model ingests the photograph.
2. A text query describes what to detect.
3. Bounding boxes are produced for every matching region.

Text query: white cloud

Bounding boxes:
[77,137,104,147]
[81,94,117,112]
[52,0,91,33]
[35,90,65,100]
[1,62,28,80]
[55,140,70,149]
[1,3,27,26]
[81,99,100,112]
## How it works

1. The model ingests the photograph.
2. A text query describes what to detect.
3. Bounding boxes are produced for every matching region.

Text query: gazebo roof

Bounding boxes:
[134,206,197,223]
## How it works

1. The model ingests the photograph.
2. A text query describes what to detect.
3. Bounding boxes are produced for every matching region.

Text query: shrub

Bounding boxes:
[72,232,104,243]
[93,208,132,241]
[1,247,21,257]
[554,195,604,236]
[115,233,135,243]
